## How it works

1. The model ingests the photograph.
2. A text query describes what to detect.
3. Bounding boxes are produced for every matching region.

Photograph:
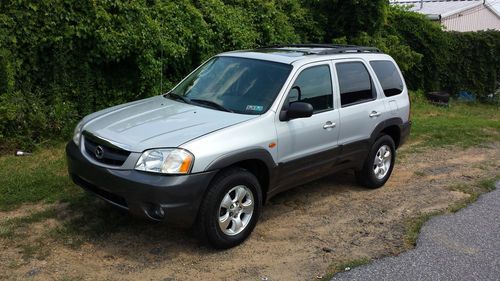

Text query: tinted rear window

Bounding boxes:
[336,62,374,106]
[370,61,404,97]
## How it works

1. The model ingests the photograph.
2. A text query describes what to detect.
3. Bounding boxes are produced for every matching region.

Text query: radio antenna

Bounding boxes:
[160,19,163,94]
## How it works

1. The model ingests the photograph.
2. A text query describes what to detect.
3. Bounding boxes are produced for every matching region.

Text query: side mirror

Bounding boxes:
[280,102,313,121]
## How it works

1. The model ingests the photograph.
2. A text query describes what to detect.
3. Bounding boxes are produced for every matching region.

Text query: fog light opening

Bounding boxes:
[147,204,165,220]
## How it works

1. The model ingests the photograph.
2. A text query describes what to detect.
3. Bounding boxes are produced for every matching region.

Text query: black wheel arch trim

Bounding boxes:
[369,117,404,146]
[205,147,277,174]
[204,148,278,202]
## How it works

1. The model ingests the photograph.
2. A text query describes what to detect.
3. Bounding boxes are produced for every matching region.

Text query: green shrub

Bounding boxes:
[334,32,423,74]
[306,0,388,39]
[443,31,500,97]
[0,91,47,145]
[0,1,498,149]
[0,50,15,95]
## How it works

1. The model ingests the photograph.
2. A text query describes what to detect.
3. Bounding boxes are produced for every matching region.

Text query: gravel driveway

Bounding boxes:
[1,145,498,280]
[332,181,500,281]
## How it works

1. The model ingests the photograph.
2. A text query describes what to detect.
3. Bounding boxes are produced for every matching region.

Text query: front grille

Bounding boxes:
[84,136,130,166]
[72,175,128,209]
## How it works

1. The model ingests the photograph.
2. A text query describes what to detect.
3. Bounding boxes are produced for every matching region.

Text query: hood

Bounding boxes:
[81,96,256,152]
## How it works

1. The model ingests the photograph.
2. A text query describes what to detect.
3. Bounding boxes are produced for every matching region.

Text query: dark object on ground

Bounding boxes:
[425,91,450,106]
[322,247,334,253]
[26,268,41,277]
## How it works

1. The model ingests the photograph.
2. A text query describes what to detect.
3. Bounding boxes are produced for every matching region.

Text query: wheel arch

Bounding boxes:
[370,117,403,149]
[204,148,277,203]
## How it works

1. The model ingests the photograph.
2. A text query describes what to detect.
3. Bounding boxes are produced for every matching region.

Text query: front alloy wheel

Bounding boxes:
[218,185,254,236]
[197,167,261,249]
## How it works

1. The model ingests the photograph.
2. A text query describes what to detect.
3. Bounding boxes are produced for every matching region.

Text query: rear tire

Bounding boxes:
[196,167,262,249]
[355,135,396,189]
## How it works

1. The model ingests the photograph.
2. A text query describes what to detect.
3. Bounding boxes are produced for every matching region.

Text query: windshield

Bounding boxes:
[170,56,292,115]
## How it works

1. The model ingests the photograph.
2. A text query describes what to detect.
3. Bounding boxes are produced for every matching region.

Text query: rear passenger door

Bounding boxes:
[334,60,386,158]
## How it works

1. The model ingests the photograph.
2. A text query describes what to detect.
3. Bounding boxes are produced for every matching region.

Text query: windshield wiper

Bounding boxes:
[164,92,191,104]
[164,93,233,113]
[190,99,234,113]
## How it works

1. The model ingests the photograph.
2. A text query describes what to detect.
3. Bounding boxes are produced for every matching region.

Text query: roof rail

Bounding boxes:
[258,44,382,55]
[260,43,360,49]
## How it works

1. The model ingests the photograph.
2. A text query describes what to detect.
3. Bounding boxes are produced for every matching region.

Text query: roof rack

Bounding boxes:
[258,44,382,55]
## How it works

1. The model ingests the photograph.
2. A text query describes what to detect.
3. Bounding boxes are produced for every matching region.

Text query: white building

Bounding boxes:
[390,0,500,32]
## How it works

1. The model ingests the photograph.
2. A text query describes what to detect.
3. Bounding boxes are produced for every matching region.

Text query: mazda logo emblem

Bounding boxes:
[94,145,104,159]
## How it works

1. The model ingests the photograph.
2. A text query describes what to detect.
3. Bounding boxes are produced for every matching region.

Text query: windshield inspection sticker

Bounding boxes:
[246,105,264,112]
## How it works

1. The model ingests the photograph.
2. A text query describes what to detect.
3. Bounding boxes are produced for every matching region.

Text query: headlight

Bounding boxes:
[73,120,84,146]
[135,149,194,174]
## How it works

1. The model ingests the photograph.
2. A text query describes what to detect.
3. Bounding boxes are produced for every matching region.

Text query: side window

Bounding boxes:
[370,60,404,97]
[288,65,333,113]
[336,62,374,107]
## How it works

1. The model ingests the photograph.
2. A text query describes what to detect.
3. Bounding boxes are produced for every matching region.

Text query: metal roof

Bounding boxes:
[390,0,499,19]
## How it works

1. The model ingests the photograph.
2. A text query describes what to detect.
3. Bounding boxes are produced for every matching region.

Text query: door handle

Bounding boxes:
[323,121,336,129]
[369,111,381,118]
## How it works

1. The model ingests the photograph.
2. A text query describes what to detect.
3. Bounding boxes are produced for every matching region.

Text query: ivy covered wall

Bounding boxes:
[0,1,498,147]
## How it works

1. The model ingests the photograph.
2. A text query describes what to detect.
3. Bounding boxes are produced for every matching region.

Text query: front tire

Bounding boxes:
[197,167,262,249]
[355,135,396,189]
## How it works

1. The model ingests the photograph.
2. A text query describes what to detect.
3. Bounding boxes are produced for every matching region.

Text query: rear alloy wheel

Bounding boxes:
[373,145,392,180]
[356,134,396,189]
[197,167,261,249]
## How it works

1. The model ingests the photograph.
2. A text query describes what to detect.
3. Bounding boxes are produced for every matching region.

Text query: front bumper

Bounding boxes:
[66,141,217,226]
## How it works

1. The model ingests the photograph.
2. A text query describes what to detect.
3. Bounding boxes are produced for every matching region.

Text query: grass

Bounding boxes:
[413,170,426,177]
[478,177,499,191]
[0,143,79,211]
[403,211,441,248]
[19,241,51,261]
[324,257,372,278]
[58,277,85,281]
[0,208,58,239]
[409,91,500,148]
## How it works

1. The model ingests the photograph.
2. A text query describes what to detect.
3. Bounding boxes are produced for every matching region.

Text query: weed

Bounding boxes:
[404,176,498,248]
[413,170,426,177]
[326,257,372,278]
[19,241,50,261]
[404,211,441,247]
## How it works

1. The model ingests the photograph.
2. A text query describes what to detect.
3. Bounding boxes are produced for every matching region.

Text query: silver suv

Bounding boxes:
[66,44,411,248]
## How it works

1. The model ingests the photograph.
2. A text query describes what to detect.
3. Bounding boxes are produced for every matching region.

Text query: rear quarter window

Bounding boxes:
[370,60,404,97]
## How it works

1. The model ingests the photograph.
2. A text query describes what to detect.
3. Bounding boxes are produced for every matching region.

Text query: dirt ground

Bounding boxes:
[1,143,499,281]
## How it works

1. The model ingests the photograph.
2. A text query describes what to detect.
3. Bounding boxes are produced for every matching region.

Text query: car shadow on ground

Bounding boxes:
[56,169,370,261]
